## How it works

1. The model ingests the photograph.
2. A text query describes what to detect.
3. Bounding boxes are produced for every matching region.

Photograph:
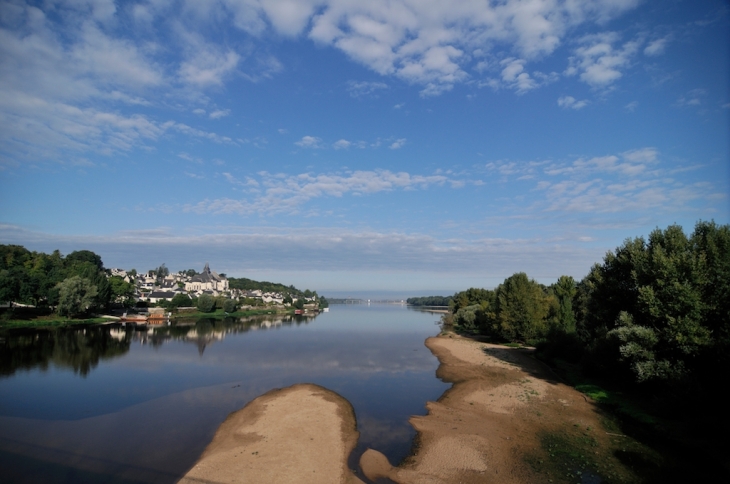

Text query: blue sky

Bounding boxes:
[1,0,728,297]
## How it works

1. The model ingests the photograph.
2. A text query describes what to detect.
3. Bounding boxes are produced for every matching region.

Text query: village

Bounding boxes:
[109,263,322,311]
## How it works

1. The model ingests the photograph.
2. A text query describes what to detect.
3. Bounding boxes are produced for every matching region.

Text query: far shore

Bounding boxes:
[0,307,302,331]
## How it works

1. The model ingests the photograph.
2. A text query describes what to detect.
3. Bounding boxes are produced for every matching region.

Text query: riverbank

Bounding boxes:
[0,307,299,331]
[179,384,363,484]
[360,334,653,483]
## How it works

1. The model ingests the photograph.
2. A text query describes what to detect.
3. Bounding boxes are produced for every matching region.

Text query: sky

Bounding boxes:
[0,0,728,298]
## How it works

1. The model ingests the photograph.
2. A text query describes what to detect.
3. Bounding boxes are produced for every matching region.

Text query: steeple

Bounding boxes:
[203,262,210,274]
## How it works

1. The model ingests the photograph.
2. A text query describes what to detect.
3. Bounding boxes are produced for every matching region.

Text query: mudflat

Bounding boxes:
[178,383,363,484]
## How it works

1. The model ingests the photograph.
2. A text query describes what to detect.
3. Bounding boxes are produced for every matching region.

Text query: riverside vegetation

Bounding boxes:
[441,220,729,480]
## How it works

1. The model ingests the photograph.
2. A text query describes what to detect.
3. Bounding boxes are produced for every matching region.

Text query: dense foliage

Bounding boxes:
[406,295,453,306]
[227,277,309,297]
[0,245,113,315]
[448,221,730,394]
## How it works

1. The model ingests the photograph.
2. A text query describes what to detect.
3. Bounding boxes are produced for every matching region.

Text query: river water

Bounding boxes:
[0,304,449,483]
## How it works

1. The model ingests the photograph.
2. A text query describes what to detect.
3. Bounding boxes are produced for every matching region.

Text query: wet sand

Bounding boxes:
[178,384,363,484]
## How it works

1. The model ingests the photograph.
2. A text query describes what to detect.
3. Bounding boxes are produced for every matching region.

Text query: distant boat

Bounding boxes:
[323,308,329,312]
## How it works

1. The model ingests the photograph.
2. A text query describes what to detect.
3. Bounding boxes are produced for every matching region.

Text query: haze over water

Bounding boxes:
[0,304,448,484]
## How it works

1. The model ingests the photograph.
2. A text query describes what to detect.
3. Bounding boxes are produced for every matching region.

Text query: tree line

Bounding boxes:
[446,220,729,395]
[406,295,454,306]
[0,246,119,317]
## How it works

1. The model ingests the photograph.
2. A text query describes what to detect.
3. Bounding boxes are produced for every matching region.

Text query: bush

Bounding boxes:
[196,294,215,313]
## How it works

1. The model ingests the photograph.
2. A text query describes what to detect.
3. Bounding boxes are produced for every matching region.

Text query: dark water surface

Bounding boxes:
[0,304,449,483]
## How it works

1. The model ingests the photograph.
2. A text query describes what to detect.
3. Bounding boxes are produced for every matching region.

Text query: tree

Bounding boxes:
[109,276,135,306]
[56,276,98,318]
[579,222,729,387]
[196,294,215,313]
[155,264,169,282]
[494,273,551,342]
[65,250,104,271]
[222,299,237,313]
[551,275,577,333]
[170,293,193,308]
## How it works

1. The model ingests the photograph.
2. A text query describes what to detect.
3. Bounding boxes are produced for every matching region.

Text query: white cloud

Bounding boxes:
[199,169,449,215]
[178,47,240,87]
[193,108,206,115]
[566,32,640,88]
[557,95,589,110]
[644,36,670,56]
[301,0,640,94]
[295,135,323,148]
[347,80,388,98]
[389,138,406,149]
[676,89,706,107]
[333,139,352,149]
[624,101,638,112]
[209,109,231,119]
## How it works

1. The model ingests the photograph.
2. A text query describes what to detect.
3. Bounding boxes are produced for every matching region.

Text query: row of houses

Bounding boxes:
[110,264,305,306]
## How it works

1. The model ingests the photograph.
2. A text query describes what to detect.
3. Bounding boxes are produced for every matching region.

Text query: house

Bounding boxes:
[147,291,176,304]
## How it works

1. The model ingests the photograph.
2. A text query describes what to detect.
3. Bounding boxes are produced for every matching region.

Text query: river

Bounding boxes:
[0,304,449,483]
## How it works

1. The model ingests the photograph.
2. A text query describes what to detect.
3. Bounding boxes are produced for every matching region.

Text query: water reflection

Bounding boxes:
[0,327,131,378]
[0,305,449,484]
[0,313,318,377]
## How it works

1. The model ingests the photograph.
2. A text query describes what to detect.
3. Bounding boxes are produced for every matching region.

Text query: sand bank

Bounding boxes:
[178,383,363,484]
[360,334,641,484]
[183,335,642,484]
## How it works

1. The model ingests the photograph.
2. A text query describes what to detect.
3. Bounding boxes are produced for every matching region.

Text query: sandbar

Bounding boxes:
[178,383,363,484]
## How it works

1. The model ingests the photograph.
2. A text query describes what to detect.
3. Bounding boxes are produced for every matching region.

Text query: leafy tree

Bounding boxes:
[550,275,577,333]
[318,296,329,309]
[579,222,729,387]
[170,293,193,308]
[155,263,169,281]
[65,250,104,271]
[56,276,98,318]
[450,288,494,314]
[494,273,551,342]
[283,294,293,305]
[109,276,135,306]
[222,299,237,313]
[196,294,215,313]
[293,298,304,310]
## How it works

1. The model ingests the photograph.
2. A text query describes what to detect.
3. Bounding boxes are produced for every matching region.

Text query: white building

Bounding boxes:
[184,263,229,292]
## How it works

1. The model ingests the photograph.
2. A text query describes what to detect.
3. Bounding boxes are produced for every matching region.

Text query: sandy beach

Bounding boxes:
[181,334,644,484]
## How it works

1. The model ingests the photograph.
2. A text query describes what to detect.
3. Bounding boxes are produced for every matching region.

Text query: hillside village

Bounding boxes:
[110,263,318,308]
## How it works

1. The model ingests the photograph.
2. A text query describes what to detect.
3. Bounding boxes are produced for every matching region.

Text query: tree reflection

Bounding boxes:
[0,313,318,376]
[0,327,131,377]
